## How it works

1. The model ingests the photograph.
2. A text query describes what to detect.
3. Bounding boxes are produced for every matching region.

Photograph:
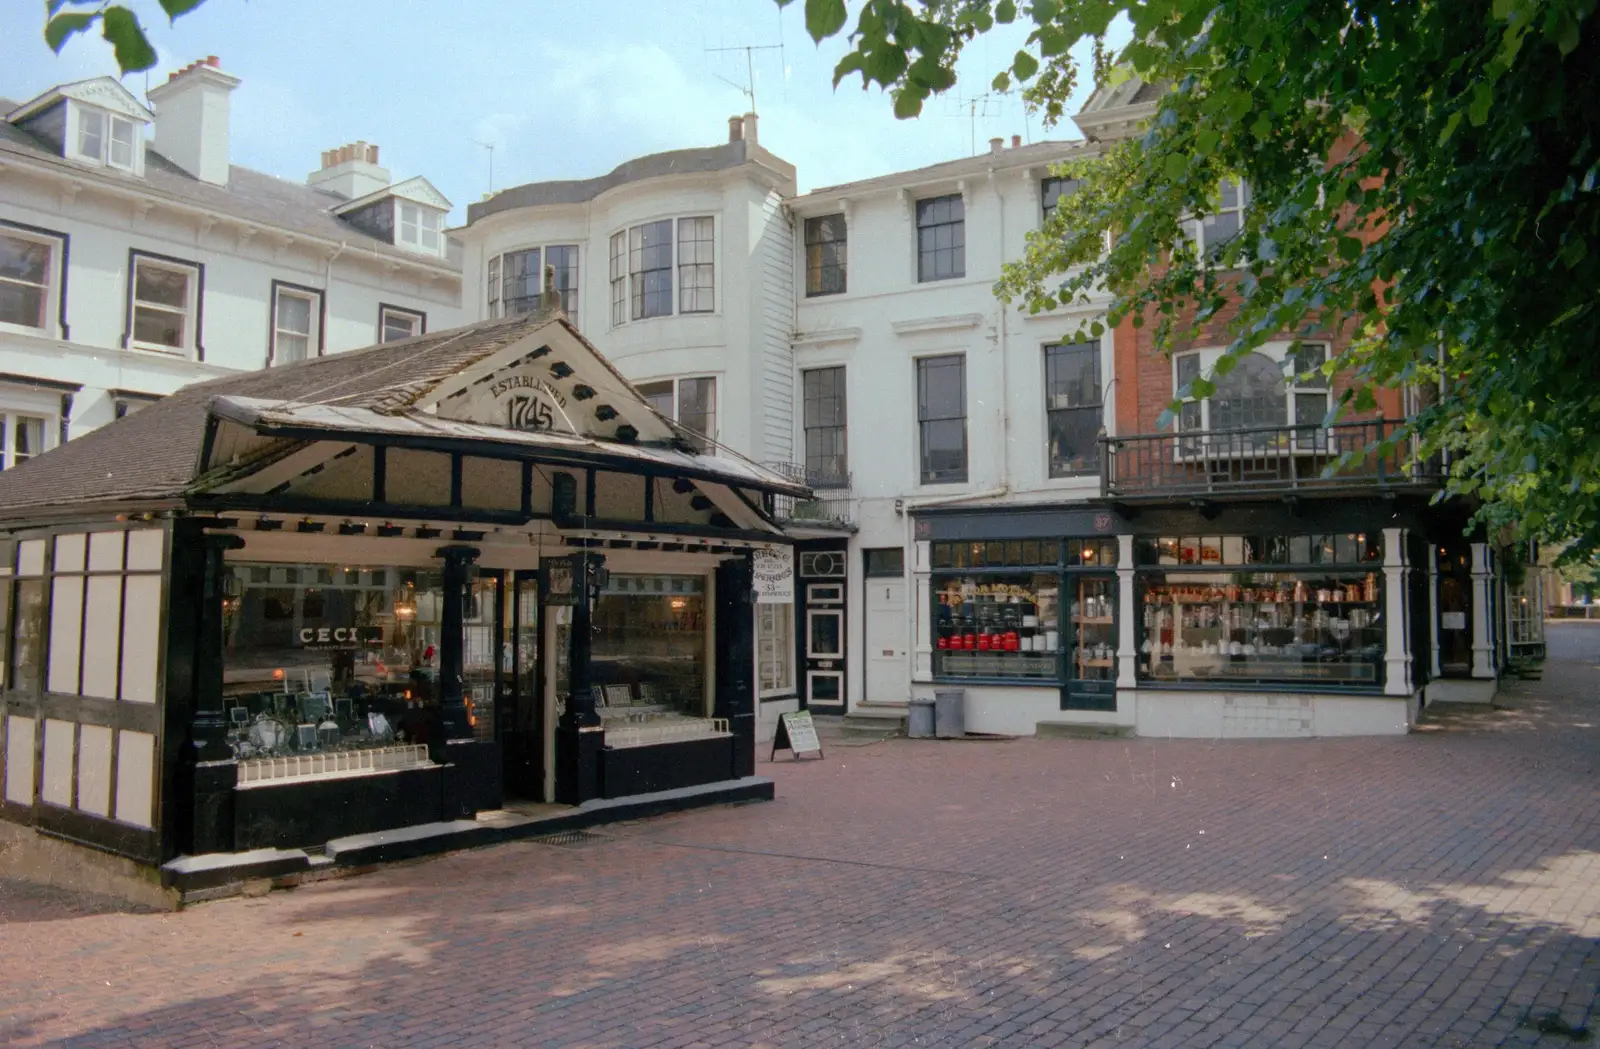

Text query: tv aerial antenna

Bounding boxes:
[705,42,784,115]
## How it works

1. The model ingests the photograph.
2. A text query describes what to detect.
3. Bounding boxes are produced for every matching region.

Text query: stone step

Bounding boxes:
[1034,721,1135,740]
[840,708,906,738]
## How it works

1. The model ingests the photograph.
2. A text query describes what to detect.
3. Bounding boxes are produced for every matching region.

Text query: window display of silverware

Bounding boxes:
[934,574,1060,679]
[1137,572,1384,684]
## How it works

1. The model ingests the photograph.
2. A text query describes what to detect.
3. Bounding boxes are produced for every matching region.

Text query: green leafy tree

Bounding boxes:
[43,0,209,74]
[788,0,1600,560]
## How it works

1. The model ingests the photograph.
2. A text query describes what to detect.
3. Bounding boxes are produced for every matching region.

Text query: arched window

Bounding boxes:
[1210,353,1287,430]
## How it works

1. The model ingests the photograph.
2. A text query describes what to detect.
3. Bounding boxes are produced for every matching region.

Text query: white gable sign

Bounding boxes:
[429,326,680,444]
[452,368,578,434]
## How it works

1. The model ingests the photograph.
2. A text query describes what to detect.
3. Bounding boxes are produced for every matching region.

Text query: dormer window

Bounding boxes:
[399,203,442,255]
[74,106,139,172]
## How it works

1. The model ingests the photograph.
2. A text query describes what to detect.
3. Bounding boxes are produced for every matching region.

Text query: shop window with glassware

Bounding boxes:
[1135,533,1386,687]
[588,575,714,743]
[930,538,1120,701]
[219,564,480,778]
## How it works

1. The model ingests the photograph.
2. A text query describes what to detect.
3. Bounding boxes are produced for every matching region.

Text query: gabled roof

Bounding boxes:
[1074,75,1166,142]
[332,174,452,217]
[5,76,154,124]
[0,308,803,521]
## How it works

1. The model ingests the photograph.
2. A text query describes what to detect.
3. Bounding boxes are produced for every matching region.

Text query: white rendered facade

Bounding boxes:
[0,64,463,449]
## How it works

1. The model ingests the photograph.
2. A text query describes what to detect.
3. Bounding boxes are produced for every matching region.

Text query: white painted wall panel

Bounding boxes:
[82,575,123,699]
[125,528,165,571]
[76,723,113,817]
[54,533,86,572]
[46,577,83,695]
[88,531,124,571]
[4,716,36,804]
[41,718,74,807]
[115,729,156,828]
[119,574,162,704]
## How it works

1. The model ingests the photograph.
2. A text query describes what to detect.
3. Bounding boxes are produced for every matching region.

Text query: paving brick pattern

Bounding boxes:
[2,625,1597,1048]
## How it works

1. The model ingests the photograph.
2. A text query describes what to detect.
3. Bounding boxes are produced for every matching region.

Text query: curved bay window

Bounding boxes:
[1136,533,1386,687]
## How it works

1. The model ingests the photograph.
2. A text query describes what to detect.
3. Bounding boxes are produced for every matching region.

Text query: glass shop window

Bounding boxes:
[221,563,451,760]
[1133,532,1387,687]
[933,573,1061,680]
[589,575,708,719]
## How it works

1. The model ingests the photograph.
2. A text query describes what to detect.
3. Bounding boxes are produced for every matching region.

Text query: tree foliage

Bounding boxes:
[788,0,1600,563]
[43,0,210,73]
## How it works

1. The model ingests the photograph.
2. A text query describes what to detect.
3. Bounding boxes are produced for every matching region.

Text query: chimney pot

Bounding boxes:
[989,136,1004,155]
[728,115,744,143]
[206,56,219,67]
[1012,134,1022,148]
[743,111,758,147]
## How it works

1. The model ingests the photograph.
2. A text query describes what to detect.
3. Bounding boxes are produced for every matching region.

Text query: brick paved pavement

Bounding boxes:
[2,625,1597,1049]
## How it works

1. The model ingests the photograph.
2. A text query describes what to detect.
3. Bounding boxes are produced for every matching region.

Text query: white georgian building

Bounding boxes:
[0,58,464,461]
[453,114,1109,727]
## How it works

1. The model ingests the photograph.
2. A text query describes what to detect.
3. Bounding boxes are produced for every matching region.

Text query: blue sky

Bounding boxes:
[3,1,1118,220]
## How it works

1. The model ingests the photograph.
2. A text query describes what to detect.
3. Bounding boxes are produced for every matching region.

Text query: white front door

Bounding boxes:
[865,579,907,704]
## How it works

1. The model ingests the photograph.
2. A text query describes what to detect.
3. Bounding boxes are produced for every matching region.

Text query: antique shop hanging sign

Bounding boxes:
[752,548,794,604]
[772,710,823,761]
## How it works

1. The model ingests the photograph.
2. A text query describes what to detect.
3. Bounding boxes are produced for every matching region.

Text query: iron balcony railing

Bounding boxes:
[763,462,854,527]
[1100,418,1446,499]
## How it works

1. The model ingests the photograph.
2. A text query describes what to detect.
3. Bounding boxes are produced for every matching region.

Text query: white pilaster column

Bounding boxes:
[1383,528,1412,696]
[1470,542,1495,678]
[1116,534,1137,688]
[912,539,934,682]
[1427,543,1442,679]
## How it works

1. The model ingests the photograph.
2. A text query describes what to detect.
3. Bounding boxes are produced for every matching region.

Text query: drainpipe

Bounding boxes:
[989,167,1012,494]
[325,240,347,298]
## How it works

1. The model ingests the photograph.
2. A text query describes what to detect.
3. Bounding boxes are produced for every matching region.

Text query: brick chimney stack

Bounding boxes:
[307,140,390,200]
[145,55,239,186]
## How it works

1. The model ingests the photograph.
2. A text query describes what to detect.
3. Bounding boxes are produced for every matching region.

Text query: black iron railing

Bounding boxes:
[764,463,853,526]
[1100,418,1445,498]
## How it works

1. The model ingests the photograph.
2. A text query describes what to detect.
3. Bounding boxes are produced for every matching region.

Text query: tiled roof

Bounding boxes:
[0,98,457,272]
[0,310,557,518]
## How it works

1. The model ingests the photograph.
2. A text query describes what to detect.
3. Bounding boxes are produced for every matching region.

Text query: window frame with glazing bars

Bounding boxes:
[1041,176,1081,223]
[801,365,848,487]
[268,279,323,366]
[1044,339,1103,478]
[916,353,968,485]
[804,214,847,296]
[915,194,965,283]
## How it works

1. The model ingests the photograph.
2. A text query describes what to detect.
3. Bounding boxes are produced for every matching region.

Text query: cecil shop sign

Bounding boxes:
[297,626,383,650]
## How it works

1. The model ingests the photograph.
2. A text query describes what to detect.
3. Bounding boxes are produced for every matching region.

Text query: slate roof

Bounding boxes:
[0,307,805,520]
[0,311,558,518]
[466,140,796,225]
[0,97,457,272]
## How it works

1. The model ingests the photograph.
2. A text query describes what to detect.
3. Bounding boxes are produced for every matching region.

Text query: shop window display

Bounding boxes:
[221,564,456,771]
[934,573,1061,679]
[1135,533,1385,686]
[590,574,723,746]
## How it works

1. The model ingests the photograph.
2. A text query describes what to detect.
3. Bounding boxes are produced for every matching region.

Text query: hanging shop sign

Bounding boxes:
[752,548,794,604]
[771,709,823,761]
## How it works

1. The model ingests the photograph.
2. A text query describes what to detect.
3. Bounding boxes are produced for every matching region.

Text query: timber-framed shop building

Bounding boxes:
[0,305,805,895]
